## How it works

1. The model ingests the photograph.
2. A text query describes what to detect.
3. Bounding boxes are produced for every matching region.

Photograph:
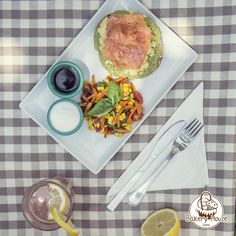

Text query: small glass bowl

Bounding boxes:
[47,99,83,136]
[47,61,84,98]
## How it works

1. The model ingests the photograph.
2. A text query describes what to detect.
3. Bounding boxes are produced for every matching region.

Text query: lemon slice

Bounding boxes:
[141,208,180,236]
[50,207,80,236]
[47,183,68,220]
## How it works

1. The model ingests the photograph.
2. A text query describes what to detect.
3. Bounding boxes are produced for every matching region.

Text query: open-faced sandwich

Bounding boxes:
[94,11,163,79]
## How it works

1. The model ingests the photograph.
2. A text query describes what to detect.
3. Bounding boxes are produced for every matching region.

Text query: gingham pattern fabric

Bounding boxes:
[0,0,235,235]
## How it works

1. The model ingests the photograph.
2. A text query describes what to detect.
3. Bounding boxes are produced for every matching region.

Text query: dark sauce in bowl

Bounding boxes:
[53,67,80,94]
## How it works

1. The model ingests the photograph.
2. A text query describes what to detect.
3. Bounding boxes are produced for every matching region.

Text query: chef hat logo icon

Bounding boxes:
[185,191,227,229]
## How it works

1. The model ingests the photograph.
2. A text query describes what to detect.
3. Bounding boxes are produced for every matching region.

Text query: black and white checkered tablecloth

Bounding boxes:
[0,0,235,235]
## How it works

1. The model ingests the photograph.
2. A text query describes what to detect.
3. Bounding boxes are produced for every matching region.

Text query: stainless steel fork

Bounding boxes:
[128,119,204,207]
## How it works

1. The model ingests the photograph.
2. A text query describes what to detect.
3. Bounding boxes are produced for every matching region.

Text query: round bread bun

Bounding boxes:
[94,11,163,79]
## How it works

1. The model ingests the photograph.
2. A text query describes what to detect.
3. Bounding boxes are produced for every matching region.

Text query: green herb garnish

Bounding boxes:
[106,81,122,105]
[87,81,122,116]
[87,98,113,116]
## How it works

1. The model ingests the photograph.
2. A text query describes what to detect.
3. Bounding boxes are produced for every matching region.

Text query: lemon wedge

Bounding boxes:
[47,183,68,220]
[50,207,80,236]
[141,208,180,236]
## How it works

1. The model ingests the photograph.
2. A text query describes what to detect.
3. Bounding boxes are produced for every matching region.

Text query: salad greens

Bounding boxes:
[87,81,122,116]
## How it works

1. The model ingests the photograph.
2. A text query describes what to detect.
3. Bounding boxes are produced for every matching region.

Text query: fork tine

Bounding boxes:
[190,124,204,139]
[183,119,196,134]
[183,119,199,136]
[188,121,201,136]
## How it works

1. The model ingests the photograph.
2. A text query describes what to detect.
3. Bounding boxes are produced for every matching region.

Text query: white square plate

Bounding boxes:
[20,0,197,174]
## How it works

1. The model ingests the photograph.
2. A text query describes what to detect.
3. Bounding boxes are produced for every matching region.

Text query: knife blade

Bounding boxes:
[106,120,186,211]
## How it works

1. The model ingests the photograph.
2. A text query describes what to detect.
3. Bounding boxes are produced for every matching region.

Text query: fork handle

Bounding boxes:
[128,152,175,207]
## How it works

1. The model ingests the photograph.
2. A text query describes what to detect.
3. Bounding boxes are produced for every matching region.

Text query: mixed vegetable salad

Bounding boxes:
[80,75,144,137]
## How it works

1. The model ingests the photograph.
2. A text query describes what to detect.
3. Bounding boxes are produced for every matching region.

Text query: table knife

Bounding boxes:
[106,120,186,211]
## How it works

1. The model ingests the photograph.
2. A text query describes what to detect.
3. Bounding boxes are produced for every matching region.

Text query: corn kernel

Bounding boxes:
[88,119,94,131]
[128,101,134,106]
[119,113,126,121]
[130,99,135,103]
[108,116,113,124]
[116,105,122,112]
[123,91,129,97]
[125,123,131,131]
[114,133,123,138]
[123,88,129,93]
[123,83,130,88]
[97,86,104,91]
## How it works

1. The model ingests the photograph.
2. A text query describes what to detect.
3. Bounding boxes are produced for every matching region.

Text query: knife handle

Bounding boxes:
[107,156,155,211]
[128,157,170,207]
